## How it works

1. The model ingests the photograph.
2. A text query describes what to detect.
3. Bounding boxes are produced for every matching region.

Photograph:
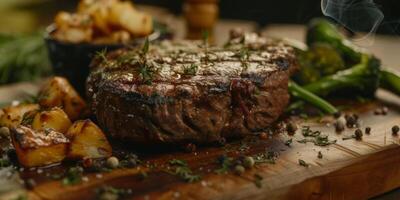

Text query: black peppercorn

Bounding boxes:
[365,127,371,134]
[354,129,363,140]
[392,125,399,135]
[286,122,298,135]
[317,151,323,159]
[345,114,357,128]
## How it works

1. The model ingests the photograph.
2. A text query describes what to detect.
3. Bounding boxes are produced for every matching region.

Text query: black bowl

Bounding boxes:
[44,25,169,96]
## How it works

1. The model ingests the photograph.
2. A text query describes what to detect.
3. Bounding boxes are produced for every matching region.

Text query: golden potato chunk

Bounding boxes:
[0,104,39,128]
[31,107,72,134]
[66,120,112,159]
[38,77,87,121]
[11,126,69,168]
[108,1,153,36]
[53,12,93,43]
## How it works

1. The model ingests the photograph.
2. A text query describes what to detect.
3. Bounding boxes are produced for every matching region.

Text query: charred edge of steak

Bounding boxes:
[87,33,298,145]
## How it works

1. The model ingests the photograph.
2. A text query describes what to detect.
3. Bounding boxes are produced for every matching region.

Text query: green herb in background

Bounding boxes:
[0,32,51,85]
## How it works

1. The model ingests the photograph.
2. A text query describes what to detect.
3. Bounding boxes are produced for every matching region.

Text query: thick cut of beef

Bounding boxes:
[87,33,298,145]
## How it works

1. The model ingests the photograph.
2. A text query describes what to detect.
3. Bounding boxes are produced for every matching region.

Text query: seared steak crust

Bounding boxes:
[87,33,298,144]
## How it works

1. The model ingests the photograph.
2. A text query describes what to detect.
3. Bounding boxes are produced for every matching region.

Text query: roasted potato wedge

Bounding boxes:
[54,12,93,43]
[108,1,153,36]
[66,120,112,159]
[11,126,69,167]
[0,104,39,128]
[38,77,87,121]
[31,107,72,134]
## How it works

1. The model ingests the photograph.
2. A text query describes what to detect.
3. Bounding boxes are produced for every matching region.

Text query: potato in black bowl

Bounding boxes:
[44,0,171,96]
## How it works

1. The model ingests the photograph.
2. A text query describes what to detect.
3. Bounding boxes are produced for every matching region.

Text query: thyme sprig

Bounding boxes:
[141,38,150,55]
[253,151,278,164]
[96,186,133,199]
[183,64,198,75]
[254,173,263,188]
[138,64,154,85]
[167,159,201,183]
[202,30,210,64]
[214,155,234,174]
[62,166,84,186]
[137,38,155,85]
[299,159,309,167]
[236,47,250,70]
[95,49,109,64]
[297,126,337,146]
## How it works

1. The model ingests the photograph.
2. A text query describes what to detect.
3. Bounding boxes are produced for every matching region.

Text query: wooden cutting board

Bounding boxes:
[0,87,390,200]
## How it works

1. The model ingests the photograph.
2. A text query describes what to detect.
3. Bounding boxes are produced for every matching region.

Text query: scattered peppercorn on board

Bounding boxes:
[1,82,400,200]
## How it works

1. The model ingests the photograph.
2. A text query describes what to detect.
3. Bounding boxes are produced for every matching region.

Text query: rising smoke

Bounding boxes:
[321,0,384,42]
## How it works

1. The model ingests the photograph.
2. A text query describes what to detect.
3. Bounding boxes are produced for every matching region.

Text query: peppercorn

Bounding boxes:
[0,127,10,138]
[392,125,399,135]
[334,117,346,132]
[345,114,359,128]
[286,122,298,135]
[354,129,363,140]
[317,151,323,159]
[106,157,119,169]
[234,165,245,175]
[243,156,255,168]
[365,127,371,134]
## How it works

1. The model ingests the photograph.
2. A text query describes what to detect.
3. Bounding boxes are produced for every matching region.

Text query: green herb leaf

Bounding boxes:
[95,49,108,63]
[183,64,198,75]
[138,64,153,85]
[62,166,83,186]
[202,30,209,46]
[284,138,293,147]
[254,173,263,188]
[298,159,309,167]
[142,38,150,55]
[0,158,11,168]
[254,151,278,164]
[214,155,233,174]
[96,186,132,199]
[167,159,201,183]
[169,159,187,166]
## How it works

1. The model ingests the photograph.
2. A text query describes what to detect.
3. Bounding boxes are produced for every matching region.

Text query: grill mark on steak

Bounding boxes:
[87,33,298,145]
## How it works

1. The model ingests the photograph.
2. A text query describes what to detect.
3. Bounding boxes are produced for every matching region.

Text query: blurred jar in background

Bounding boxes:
[183,0,218,43]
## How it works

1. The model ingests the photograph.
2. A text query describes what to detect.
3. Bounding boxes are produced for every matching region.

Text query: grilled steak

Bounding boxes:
[87,33,298,145]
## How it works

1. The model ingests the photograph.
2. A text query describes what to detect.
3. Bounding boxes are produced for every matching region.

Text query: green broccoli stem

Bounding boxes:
[288,81,338,114]
[302,54,380,97]
[306,18,362,64]
[380,69,400,96]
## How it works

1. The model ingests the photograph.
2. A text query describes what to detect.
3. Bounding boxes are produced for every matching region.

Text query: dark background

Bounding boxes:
[3,0,399,35]
[134,0,400,35]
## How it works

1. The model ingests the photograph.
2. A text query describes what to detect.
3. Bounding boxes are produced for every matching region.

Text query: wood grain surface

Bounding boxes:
[0,87,395,200]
